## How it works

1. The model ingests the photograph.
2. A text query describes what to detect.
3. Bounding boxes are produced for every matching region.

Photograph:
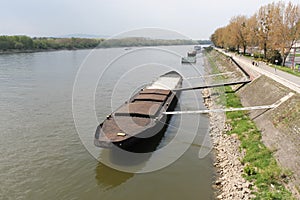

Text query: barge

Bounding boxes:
[181,56,196,63]
[94,71,183,151]
[181,50,197,63]
[187,50,197,57]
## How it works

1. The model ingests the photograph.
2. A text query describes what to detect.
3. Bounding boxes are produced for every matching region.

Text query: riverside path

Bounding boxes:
[217,48,300,94]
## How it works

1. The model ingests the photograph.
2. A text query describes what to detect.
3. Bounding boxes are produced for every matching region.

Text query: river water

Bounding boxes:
[0,45,214,200]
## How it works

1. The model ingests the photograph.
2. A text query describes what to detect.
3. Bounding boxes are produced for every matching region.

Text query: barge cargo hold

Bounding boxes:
[94,71,183,152]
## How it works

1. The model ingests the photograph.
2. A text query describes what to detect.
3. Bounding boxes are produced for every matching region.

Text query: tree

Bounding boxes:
[14,42,24,49]
[271,1,300,66]
[210,1,300,67]
[256,3,275,59]
[245,15,259,53]
[225,21,238,51]
[18,36,33,49]
[229,15,249,54]
[211,27,225,48]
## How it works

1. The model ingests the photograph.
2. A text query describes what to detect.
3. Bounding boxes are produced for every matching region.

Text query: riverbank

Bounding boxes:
[0,35,207,55]
[238,76,300,199]
[202,88,255,199]
[222,49,300,198]
[203,49,297,199]
[203,51,255,199]
[0,47,95,55]
[0,35,102,55]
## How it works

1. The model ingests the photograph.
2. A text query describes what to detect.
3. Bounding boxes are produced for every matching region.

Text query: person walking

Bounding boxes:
[275,60,278,73]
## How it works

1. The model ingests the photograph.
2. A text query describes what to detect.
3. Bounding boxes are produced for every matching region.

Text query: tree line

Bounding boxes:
[0,35,103,52]
[0,35,210,53]
[211,1,300,66]
[97,37,199,48]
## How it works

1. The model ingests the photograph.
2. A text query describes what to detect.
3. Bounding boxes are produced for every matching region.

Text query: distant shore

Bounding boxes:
[0,35,211,55]
[0,47,95,55]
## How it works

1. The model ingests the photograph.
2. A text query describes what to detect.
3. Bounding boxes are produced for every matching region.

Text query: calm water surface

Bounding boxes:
[0,46,214,200]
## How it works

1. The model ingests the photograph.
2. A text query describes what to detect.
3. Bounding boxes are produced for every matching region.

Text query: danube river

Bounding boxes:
[0,45,215,200]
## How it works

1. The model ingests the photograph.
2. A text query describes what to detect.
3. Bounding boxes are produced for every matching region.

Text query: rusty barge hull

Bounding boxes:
[94,71,182,152]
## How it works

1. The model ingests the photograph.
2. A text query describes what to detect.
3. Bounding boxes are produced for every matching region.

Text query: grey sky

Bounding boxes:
[1,0,300,39]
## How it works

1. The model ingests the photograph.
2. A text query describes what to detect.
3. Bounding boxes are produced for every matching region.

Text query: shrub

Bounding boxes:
[267,50,282,65]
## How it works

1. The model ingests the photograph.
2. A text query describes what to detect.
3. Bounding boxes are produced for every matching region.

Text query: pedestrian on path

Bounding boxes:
[275,60,278,73]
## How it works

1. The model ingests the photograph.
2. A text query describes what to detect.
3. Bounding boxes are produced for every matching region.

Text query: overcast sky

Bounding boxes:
[2,0,300,39]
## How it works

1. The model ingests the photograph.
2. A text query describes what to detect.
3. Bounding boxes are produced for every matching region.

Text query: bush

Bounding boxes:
[204,46,213,52]
[253,52,264,59]
[267,50,282,65]
[14,42,24,49]
[244,164,257,176]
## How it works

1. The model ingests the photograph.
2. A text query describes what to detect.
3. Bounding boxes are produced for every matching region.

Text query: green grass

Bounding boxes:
[250,56,300,77]
[204,50,227,106]
[243,54,300,77]
[224,86,294,200]
[204,49,294,199]
[272,64,300,77]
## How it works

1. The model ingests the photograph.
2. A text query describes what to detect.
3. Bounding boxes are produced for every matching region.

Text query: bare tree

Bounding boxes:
[228,15,249,54]
[211,27,227,48]
[245,15,259,53]
[211,0,300,65]
[256,3,276,59]
[272,1,300,66]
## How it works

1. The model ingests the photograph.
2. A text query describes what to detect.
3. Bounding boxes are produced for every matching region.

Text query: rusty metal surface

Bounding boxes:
[140,89,170,95]
[99,90,173,142]
[115,101,162,117]
[95,71,183,146]
[134,93,168,102]
[100,116,151,142]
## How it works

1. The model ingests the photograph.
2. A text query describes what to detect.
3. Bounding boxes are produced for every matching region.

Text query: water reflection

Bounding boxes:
[95,162,134,190]
[100,147,150,167]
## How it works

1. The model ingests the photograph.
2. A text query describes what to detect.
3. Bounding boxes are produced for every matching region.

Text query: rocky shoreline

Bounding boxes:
[202,89,255,199]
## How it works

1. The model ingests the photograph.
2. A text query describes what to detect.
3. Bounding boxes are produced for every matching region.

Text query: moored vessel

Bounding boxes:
[94,71,183,151]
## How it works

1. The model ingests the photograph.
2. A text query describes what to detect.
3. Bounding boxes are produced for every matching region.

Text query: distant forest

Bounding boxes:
[0,35,103,52]
[98,37,211,48]
[0,35,211,53]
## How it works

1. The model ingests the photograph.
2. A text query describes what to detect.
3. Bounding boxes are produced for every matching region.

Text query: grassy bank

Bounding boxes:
[271,64,300,77]
[236,52,300,77]
[225,86,293,199]
[205,49,294,199]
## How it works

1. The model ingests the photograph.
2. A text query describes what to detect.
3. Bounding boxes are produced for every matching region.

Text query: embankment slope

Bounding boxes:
[238,75,300,197]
